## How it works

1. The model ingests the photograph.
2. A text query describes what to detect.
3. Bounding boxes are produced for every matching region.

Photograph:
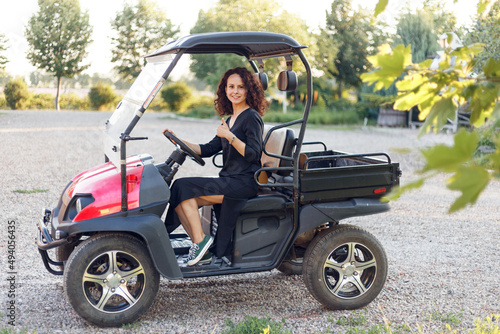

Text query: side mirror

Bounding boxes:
[256,72,268,90]
[277,71,297,91]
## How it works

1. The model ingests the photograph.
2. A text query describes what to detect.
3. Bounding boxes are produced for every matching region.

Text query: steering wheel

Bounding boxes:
[163,130,205,166]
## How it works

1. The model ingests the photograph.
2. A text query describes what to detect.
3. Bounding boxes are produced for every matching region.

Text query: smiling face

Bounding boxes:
[225,73,248,108]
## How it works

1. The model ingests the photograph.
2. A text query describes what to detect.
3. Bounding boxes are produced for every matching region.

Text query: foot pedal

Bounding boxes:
[221,256,232,266]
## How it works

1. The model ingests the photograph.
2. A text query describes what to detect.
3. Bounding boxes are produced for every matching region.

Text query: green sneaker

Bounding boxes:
[197,251,213,265]
[186,235,213,266]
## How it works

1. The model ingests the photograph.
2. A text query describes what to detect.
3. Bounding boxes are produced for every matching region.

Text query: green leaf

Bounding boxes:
[482,58,500,77]
[447,166,490,212]
[451,44,484,62]
[418,97,457,134]
[467,82,500,126]
[477,0,490,15]
[361,44,413,91]
[421,128,479,172]
[374,0,388,17]
[395,73,427,92]
[394,82,438,112]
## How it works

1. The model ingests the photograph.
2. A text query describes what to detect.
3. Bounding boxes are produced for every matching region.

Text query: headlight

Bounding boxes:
[76,198,83,213]
[65,195,94,221]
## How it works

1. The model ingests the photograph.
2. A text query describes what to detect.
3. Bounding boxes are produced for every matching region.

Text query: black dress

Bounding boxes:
[165,108,264,257]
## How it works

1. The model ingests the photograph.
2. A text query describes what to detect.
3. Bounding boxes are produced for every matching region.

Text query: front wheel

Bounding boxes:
[63,233,160,327]
[303,225,387,310]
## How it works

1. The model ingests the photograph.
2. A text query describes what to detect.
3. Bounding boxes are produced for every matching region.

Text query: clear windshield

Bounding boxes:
[104,54,174,168]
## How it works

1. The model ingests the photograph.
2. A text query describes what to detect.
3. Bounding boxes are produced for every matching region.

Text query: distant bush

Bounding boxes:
[330,98,366,119]
[268,99,304,114]
[30,93,54,109]
[184,105,217,119]
[60,92,90,111]
[264,98,365,125]
[0,92,6,109]
[263,107,361,125]
[188,94,214,109]
[148,94,168,111]
[161,82,193,113]
[88,82,117,111]
[312,110,361,125]
[25,92,90,110]
[182,94,215,118]
[4,77,30,109]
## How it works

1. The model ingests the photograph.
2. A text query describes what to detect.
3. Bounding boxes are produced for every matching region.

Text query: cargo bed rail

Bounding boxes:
[303,152,391,169]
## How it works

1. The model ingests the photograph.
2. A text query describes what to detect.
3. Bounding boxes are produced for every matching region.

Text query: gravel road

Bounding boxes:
[0,110,498,333]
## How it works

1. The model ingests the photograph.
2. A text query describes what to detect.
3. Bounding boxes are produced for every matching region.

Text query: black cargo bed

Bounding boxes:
[299,150,400,204]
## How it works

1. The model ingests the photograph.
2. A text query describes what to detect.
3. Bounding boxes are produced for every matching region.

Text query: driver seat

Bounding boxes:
[258,125,295,183]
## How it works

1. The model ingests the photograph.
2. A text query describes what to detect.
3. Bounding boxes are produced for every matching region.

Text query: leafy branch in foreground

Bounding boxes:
[363,36,500,212]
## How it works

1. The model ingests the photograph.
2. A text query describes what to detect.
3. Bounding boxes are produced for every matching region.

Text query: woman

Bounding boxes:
[164,67,267,266]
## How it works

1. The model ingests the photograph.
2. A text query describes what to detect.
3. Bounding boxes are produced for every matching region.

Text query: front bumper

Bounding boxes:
[36,210,69,275]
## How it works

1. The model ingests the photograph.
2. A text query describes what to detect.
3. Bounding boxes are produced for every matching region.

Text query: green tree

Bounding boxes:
[161,82,193,113]
[29,72,40,87]
[110,0,180,82]
[25,0,92,111]
[394,10,440,63]
[422,0,458,36]
[363,0,500,212]
[463,1,500,71]
[319,0,388,99]
[76,73,91,88]
[0,32,8,70]
[4,77,30,110]
[190,0,313,90]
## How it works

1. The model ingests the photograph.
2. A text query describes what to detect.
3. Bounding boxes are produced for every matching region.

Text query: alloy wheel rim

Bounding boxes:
[322,242,377,299]
[82,250,146,313]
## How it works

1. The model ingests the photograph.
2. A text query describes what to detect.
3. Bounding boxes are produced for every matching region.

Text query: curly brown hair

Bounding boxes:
[214,67,267,116]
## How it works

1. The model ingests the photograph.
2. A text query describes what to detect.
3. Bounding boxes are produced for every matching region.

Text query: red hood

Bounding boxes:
[68,156,144,221]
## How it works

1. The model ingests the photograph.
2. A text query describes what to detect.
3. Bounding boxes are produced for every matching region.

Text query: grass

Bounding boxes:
[329,309,392,334]
[222,315,291,334]
[332,309,368,327]
[12,189,48,194]
[122,321,141,330]
[0,311,497,333]
[428,308,463,326]
[221,309,498,334]
[0,328,36,334]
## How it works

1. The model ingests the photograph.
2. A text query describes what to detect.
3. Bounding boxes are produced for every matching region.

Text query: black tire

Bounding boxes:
[277,245,306,275]
[63,233,160,327]
[303,225,387,310]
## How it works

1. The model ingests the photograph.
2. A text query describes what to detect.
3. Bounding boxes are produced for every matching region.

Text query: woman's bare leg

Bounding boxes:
[177,198,205,243]
[174,205,193,238]
[196,195,224,206]
[175,195,224,243]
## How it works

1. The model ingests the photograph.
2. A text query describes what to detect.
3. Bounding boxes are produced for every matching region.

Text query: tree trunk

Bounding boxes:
[55,76,61,111]
[337,78,343,99]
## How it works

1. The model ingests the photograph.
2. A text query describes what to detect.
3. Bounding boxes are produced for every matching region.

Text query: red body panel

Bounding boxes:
[68,156,144,221]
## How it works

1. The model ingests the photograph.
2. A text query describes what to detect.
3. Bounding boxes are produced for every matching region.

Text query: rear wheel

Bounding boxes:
[303,225,387,310]
[63,233,160,327]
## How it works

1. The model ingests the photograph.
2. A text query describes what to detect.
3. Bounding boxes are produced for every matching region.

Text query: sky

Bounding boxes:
[0,0,479,79]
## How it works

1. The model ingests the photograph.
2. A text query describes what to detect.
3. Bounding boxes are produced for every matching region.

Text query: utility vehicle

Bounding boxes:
[36,32,401,327]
